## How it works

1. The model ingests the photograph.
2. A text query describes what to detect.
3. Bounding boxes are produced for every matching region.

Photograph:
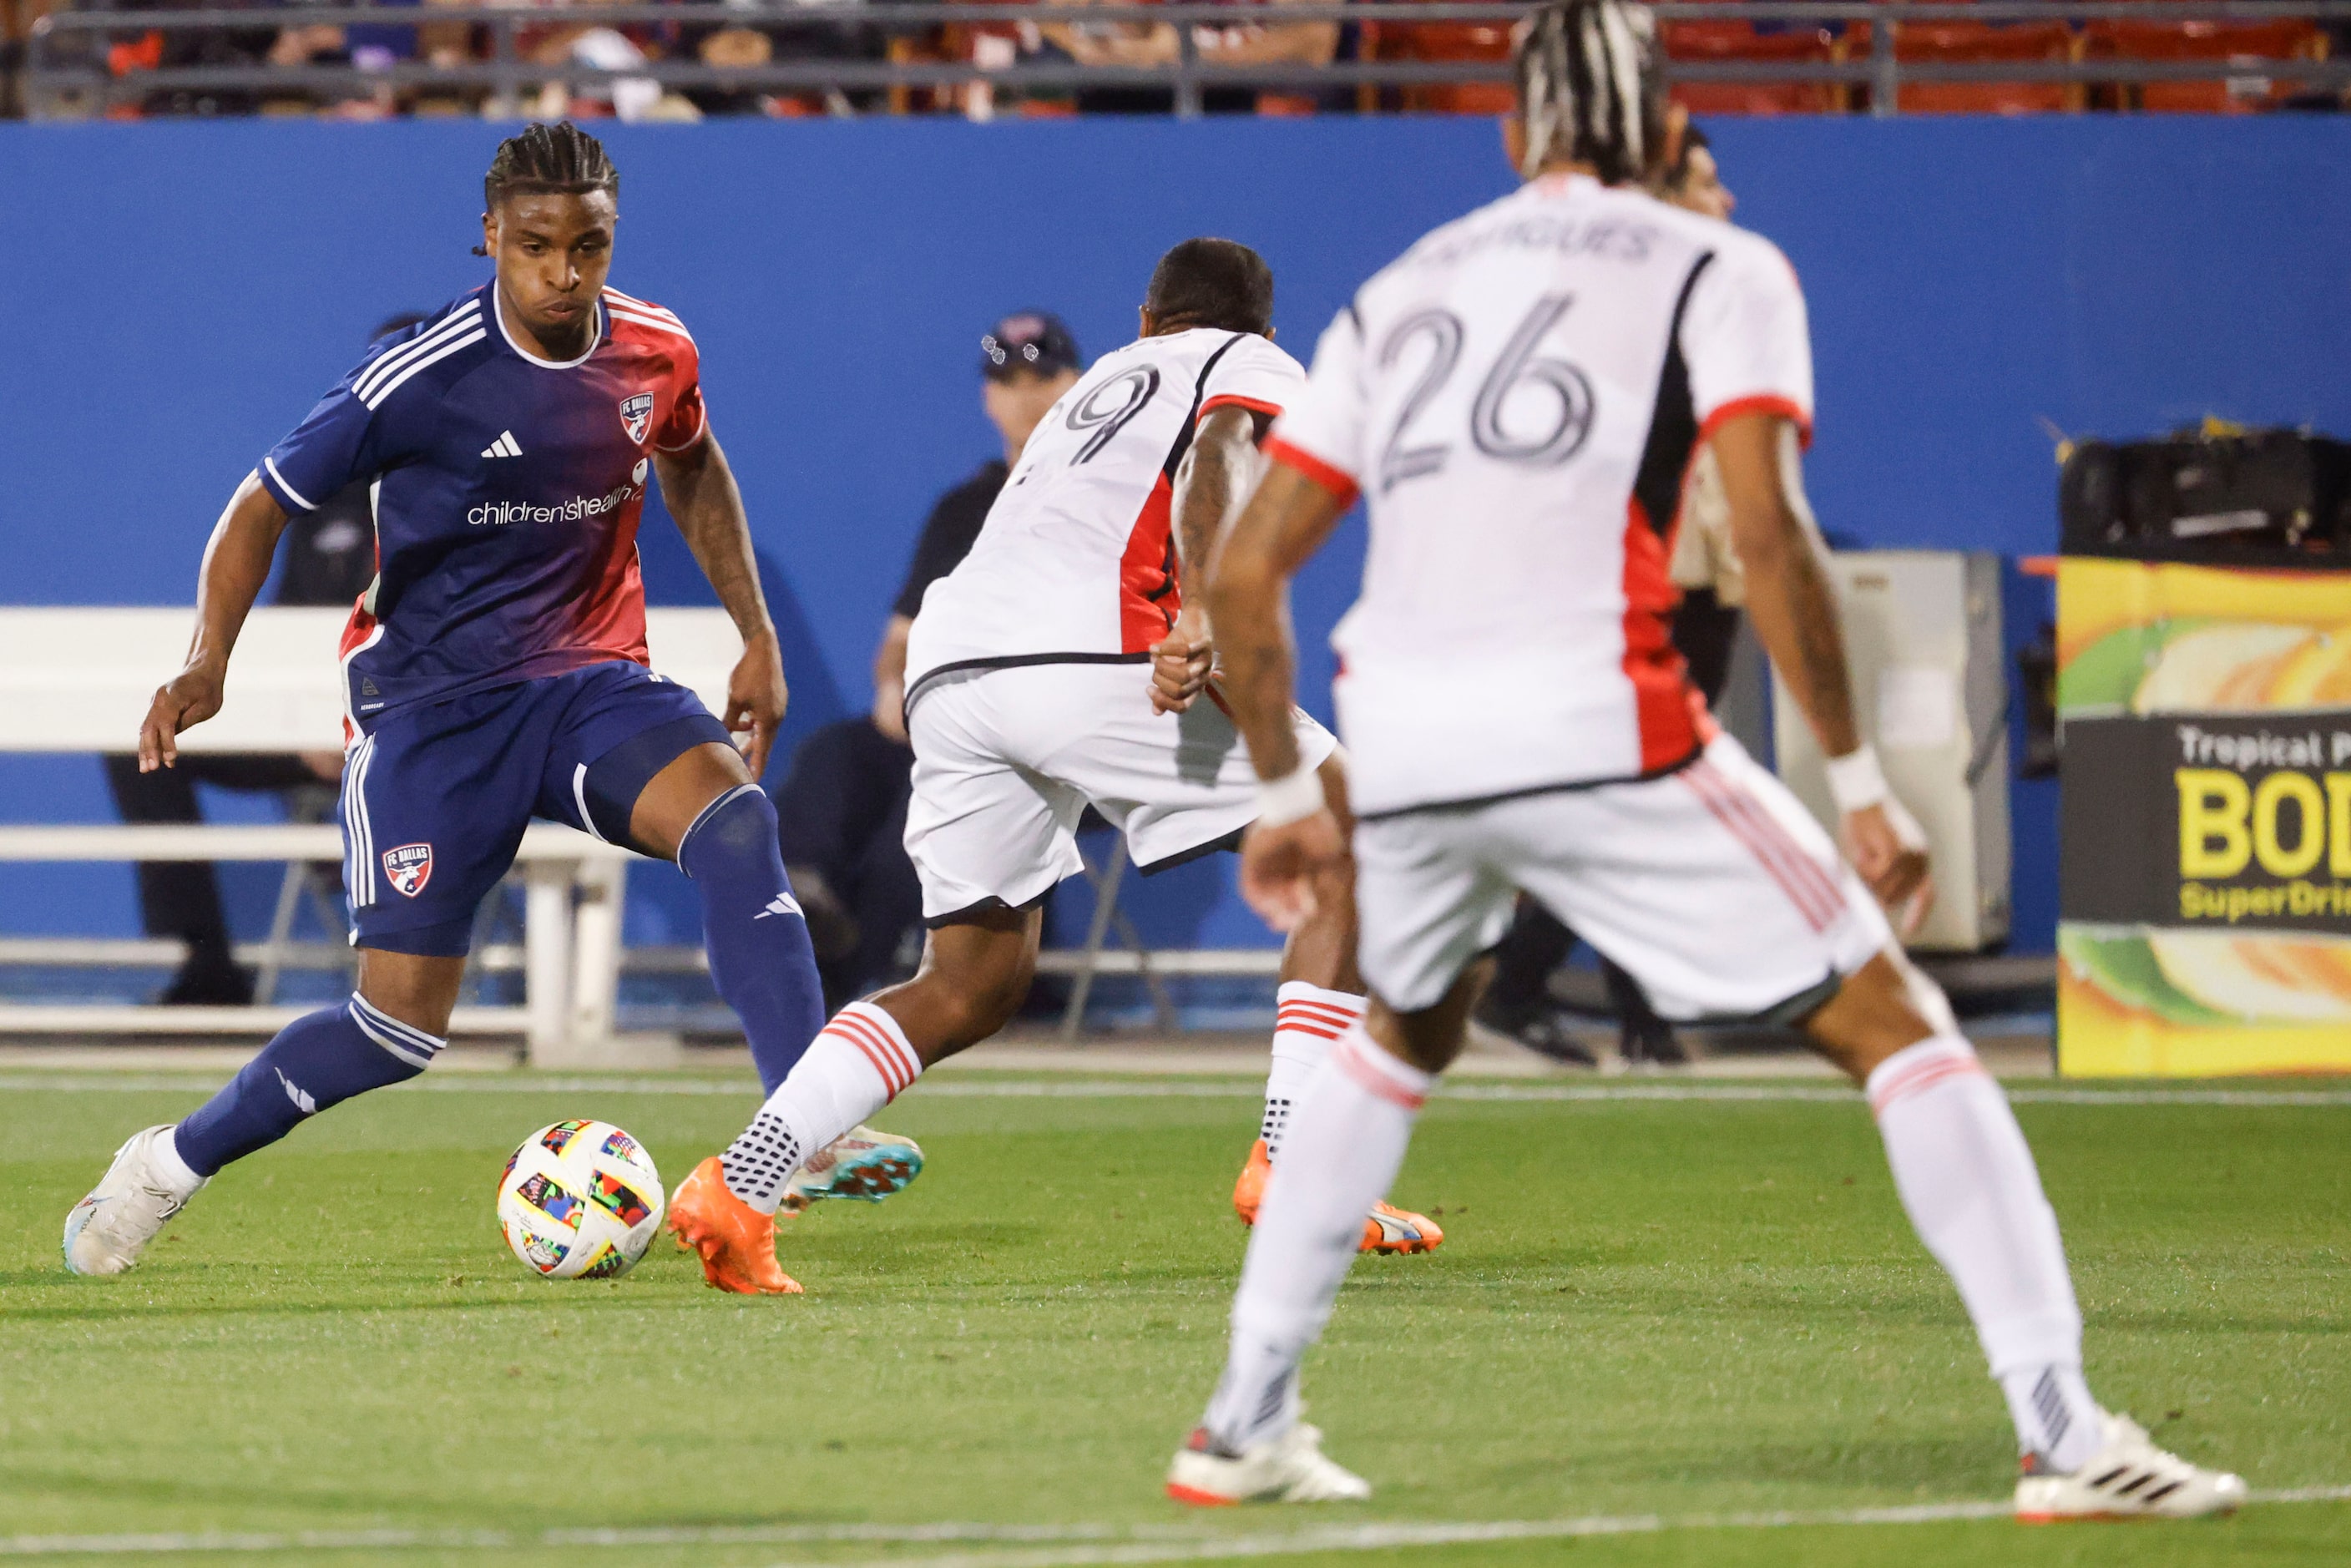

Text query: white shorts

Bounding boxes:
[904,660,1338,923]
[1353,735,1892,1018]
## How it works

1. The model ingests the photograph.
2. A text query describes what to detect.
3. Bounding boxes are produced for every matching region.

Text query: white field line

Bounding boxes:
[3,1488,2344,1560]
[1,1074,2348,1109]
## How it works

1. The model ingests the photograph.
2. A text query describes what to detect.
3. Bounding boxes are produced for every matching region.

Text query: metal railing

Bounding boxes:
[18,1,2351,119]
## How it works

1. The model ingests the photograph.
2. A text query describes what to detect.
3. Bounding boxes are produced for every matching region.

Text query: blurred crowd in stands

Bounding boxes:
[0,0,2342,123]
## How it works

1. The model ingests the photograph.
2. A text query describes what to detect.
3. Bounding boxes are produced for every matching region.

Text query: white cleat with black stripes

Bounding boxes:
[62,1125,205,1277]
[2015,1410,2247,1521]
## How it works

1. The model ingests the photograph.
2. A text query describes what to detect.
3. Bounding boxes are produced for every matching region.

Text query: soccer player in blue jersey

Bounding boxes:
[64,123,918,1278]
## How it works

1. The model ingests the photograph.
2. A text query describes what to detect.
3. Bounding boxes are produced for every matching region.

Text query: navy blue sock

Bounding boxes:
[174,995,441,1177]
[679,783,827,1096]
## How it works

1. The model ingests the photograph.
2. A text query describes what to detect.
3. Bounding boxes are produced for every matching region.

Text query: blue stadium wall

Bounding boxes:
[2,115,2343,958]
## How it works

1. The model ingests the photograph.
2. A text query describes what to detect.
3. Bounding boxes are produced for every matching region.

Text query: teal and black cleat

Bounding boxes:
[780,1125,924,1212]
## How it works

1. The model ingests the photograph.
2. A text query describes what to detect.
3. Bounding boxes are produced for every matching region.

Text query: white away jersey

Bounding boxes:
[1270,174,1814,817]
[905,328,1305,701]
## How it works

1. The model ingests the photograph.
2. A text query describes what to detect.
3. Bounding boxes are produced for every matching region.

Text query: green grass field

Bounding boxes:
[2,1070,2344,1567]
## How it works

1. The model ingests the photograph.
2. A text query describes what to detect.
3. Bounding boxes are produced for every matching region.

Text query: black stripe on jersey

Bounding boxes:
[902,650,1151,717]
[1351,740,1705,823]
[1629,250,1716,542]
[1160,331,1248,482]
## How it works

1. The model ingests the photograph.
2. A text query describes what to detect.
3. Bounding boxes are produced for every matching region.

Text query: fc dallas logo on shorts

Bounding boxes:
[618,392,655,444]
[382,843,433,898]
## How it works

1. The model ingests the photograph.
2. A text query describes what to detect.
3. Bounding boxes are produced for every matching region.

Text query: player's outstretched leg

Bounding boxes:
[1816,954,2246,1521]
[668,908,1030,1293]
[1173,976,1475,1505]
[1235,983,1442,1257]
[63,994,440,1275]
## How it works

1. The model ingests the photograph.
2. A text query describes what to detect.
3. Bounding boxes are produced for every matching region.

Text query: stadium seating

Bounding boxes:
[1357,8,1516,115]
[2081,17,2328,113]
[1661,21,1845,116]
[1876,20,2084,117]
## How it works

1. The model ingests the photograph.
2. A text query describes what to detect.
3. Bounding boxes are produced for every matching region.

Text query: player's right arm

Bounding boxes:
[139,475,291,771]
[143,313,436,769]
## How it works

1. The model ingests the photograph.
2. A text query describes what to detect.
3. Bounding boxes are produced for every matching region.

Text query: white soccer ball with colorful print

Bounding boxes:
[496,1119,665,1280]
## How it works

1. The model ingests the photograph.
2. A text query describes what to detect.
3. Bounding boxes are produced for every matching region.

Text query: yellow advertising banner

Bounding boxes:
[2057,556,2351,1075]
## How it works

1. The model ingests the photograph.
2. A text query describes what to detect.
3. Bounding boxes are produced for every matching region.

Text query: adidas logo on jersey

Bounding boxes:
[481,431,523,459]
[753,892,803,921]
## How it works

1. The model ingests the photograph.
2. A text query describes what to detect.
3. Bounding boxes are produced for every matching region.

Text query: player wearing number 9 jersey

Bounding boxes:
[1165,0,2247,1516]
[665,240,1443,1297]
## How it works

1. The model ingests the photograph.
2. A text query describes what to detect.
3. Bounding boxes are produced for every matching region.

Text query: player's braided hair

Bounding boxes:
[1513,0,1666,186]
[474,122,619,252]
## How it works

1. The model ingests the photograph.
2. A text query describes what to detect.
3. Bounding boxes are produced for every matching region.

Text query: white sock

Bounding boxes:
[1999,1363,2102,1474]
[1263,984,1362,1161]
[154,1127,205,1197]
[1868,1035,2098,1471]
[1203,1024,1432,1451]
[720,1001,922,1214]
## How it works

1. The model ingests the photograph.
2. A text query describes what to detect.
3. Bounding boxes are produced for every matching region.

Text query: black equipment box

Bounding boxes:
[2060,427,2351,566]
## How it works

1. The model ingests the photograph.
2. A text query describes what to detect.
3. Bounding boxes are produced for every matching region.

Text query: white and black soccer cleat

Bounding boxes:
[63,1125,204,1277]
[2014,1410,2247,1521]
[1165,1424,1372,1505]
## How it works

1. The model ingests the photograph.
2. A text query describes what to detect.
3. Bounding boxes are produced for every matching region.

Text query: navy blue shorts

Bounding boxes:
[340,660,731,956]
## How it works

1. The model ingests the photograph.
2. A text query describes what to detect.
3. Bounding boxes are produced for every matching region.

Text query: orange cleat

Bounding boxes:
[1230,1140,1444,1255]
[1231,1139,1272,1225]
[1360,1201,1442,1255]
[665,1156,804,1295]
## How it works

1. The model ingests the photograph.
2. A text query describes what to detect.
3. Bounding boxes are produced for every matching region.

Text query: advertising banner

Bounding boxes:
[2058,557,2351,1075]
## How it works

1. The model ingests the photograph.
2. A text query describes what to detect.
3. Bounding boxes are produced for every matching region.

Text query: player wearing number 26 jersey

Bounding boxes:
[1172,1,2244,1517]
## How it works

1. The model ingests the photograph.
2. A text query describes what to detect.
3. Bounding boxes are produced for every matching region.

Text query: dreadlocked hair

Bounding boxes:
[1513,0,1666,186]
[474,122,618,252]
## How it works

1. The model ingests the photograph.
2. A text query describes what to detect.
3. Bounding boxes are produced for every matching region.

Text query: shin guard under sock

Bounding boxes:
[720,1001,923,1212]
[678,783,827,1096]
[1868,1035,2097,1469]
[172,995,439,1177]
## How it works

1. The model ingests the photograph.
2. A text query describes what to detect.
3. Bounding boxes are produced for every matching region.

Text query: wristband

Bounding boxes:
[1254,761,1327,829]
[1823,744,1889,814]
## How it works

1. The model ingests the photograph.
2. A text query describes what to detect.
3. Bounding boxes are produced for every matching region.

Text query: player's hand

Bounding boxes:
[1150,609,1214,715]
[1843,802,1934,941]
[1239,807,1350,933]
[138,660,227,772]
[726,626,789,781]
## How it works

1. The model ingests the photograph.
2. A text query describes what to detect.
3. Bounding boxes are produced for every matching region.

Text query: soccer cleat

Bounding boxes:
[1166,1423,1372,1505]
[63,1125,204,1277]
[1232,1140,1444,1255]
[665,1156,803,1295]
[1359,1201,1443,1255]
[778,1125,924,1215]
[2014,1411,2248,1522]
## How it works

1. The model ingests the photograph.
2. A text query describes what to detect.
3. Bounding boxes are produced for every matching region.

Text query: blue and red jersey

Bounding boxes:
[255,284,707,732]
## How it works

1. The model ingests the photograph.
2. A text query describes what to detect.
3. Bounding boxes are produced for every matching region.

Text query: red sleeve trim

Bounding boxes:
[654,402,710,453]
[1199,394,1285,422]
[1698,394,1813,453]
[1265,437,1360,508]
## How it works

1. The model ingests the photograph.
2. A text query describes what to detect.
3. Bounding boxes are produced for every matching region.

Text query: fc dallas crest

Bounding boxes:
[618,392,655,444]
[382,843,433,898]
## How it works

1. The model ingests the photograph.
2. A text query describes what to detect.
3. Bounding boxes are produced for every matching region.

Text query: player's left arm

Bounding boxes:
[1151,404,1262,716]
[654,431,786,780]
[1206,461,1350,931]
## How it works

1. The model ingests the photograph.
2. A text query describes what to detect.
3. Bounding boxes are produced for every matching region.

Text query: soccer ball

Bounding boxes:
[496,1120,665,1280]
